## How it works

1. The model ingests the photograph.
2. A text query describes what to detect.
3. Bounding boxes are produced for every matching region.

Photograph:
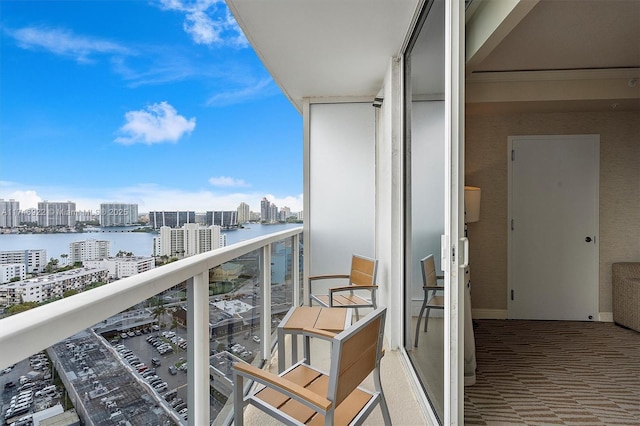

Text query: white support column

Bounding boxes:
[292,234,301,307]
[187,273,210,426]
[261,245,272,358]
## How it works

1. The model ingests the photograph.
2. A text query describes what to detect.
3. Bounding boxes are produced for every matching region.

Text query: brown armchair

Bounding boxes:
[309,254,378,320]
[233,307,391,425]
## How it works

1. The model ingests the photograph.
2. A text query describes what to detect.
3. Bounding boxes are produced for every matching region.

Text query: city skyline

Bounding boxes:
[0,0,303,214]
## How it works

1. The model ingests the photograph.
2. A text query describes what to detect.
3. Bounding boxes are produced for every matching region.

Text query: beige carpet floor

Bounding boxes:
[464,320,640,425]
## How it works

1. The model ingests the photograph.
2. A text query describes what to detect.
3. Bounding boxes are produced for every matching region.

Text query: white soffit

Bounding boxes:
[465,0,640,110]
[226,0,421,111]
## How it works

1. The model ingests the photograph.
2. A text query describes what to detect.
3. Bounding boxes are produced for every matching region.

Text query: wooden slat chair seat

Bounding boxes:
[309,255,379,319]
[233,307,391,426]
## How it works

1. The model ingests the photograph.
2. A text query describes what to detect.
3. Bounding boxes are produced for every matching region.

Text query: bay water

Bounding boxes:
[0,223,301,260]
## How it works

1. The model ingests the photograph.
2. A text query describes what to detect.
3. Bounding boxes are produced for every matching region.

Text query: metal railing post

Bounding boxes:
[261,245,272,358]
[187,273,210,426]
[292,234,301,307]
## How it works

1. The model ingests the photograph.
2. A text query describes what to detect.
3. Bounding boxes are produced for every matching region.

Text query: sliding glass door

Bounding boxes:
[403,0,465,423]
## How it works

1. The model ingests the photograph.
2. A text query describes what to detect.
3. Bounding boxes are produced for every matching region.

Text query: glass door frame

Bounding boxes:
[402,0,465,424]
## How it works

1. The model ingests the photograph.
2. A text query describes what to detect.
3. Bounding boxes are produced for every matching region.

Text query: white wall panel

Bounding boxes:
[411,101,445,303]
[308,103,376,280]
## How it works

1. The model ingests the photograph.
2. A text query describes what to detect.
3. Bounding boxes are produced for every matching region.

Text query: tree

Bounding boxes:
[6,302,40,315]
[63,289,79,298]
[45,258,59,273]
[152,300,167,325]
[60,254,68,265]
[171,318,180,352]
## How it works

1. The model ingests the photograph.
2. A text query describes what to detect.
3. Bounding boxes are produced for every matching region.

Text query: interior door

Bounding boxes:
[508,135,599,321]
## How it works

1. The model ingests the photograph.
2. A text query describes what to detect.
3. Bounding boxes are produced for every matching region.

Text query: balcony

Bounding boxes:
[0,227,422,425]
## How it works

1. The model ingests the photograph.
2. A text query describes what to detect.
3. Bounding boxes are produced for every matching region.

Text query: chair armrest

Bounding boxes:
[423,285,443,290]
[234,362,331,411]
[309,274,350,281]
[302,328,336,340]
[329,285,378,293]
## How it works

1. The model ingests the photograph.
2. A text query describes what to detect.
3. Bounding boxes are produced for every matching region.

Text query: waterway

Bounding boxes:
[0,223,301,260]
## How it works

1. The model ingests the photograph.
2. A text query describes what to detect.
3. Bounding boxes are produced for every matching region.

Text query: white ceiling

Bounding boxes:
[469,0,640,73]
[466,0,640,112]
[227,0,640,112]
[226,0,422,111]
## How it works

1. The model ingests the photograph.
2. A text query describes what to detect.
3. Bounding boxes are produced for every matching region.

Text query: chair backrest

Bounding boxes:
[327,306,386,406]
[421,254,437,287]
[350,254,378,287]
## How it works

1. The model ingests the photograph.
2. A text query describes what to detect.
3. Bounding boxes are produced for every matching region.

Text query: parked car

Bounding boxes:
[151,357,161,366]
[168,366,178,375]
[154,382,168,392]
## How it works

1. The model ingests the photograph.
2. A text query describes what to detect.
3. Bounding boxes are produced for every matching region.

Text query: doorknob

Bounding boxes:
[585,236,592,243]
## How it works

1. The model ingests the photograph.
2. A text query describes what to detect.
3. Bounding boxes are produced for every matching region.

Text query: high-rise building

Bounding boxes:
[279,206,291,221]
[153,224,223,257]
[260,197,270,223]
[269,203,279,223]
[99,203,139,226]
[237,202,251,224]
[0,199,20,228]
[207,211,238,228]
[69,240,110,263]
[37,201,76,227]
[148,211,195,229]
[0,249,47,274]
[195,212,208,225]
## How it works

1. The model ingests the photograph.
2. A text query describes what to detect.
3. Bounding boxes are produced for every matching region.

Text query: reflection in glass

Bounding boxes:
[404,0,445,422]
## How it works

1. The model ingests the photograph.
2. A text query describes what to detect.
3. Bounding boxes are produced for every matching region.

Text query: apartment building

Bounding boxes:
[153,223,223,257]
[236,202,250,224]
[206,211,238,228]
[84,256,155,279]
[0,267,108,305]
[0,249,47,274]
[0,264,26,284]
[0,199,20,228]
[69,240,110,263]
[37,201,76,227]
[148,211,195,229]
[99,203,139,227]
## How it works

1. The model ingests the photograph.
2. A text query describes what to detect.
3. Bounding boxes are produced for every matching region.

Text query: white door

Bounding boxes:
[508,135,599,321]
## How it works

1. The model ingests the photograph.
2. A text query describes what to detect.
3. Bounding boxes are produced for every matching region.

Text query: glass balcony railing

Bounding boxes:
[0,226,303,426]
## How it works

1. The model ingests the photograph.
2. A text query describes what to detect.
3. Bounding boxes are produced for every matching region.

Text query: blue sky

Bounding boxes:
[0,0,303,214]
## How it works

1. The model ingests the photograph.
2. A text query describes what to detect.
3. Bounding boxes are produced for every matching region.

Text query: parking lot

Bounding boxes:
[1,353,61,425]
[51,329,181,426]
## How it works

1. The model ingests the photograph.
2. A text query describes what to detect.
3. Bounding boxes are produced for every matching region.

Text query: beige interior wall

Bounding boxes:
[465,110,640,315]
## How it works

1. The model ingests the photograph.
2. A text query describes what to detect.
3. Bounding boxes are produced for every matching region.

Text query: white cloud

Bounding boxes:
[158,0,248,47]
[206,78,274,106]
[208,176,249,187]
[115,101,196,145]
[184,10,220,45]
[2,190,43,208]
[6,26,132,63]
